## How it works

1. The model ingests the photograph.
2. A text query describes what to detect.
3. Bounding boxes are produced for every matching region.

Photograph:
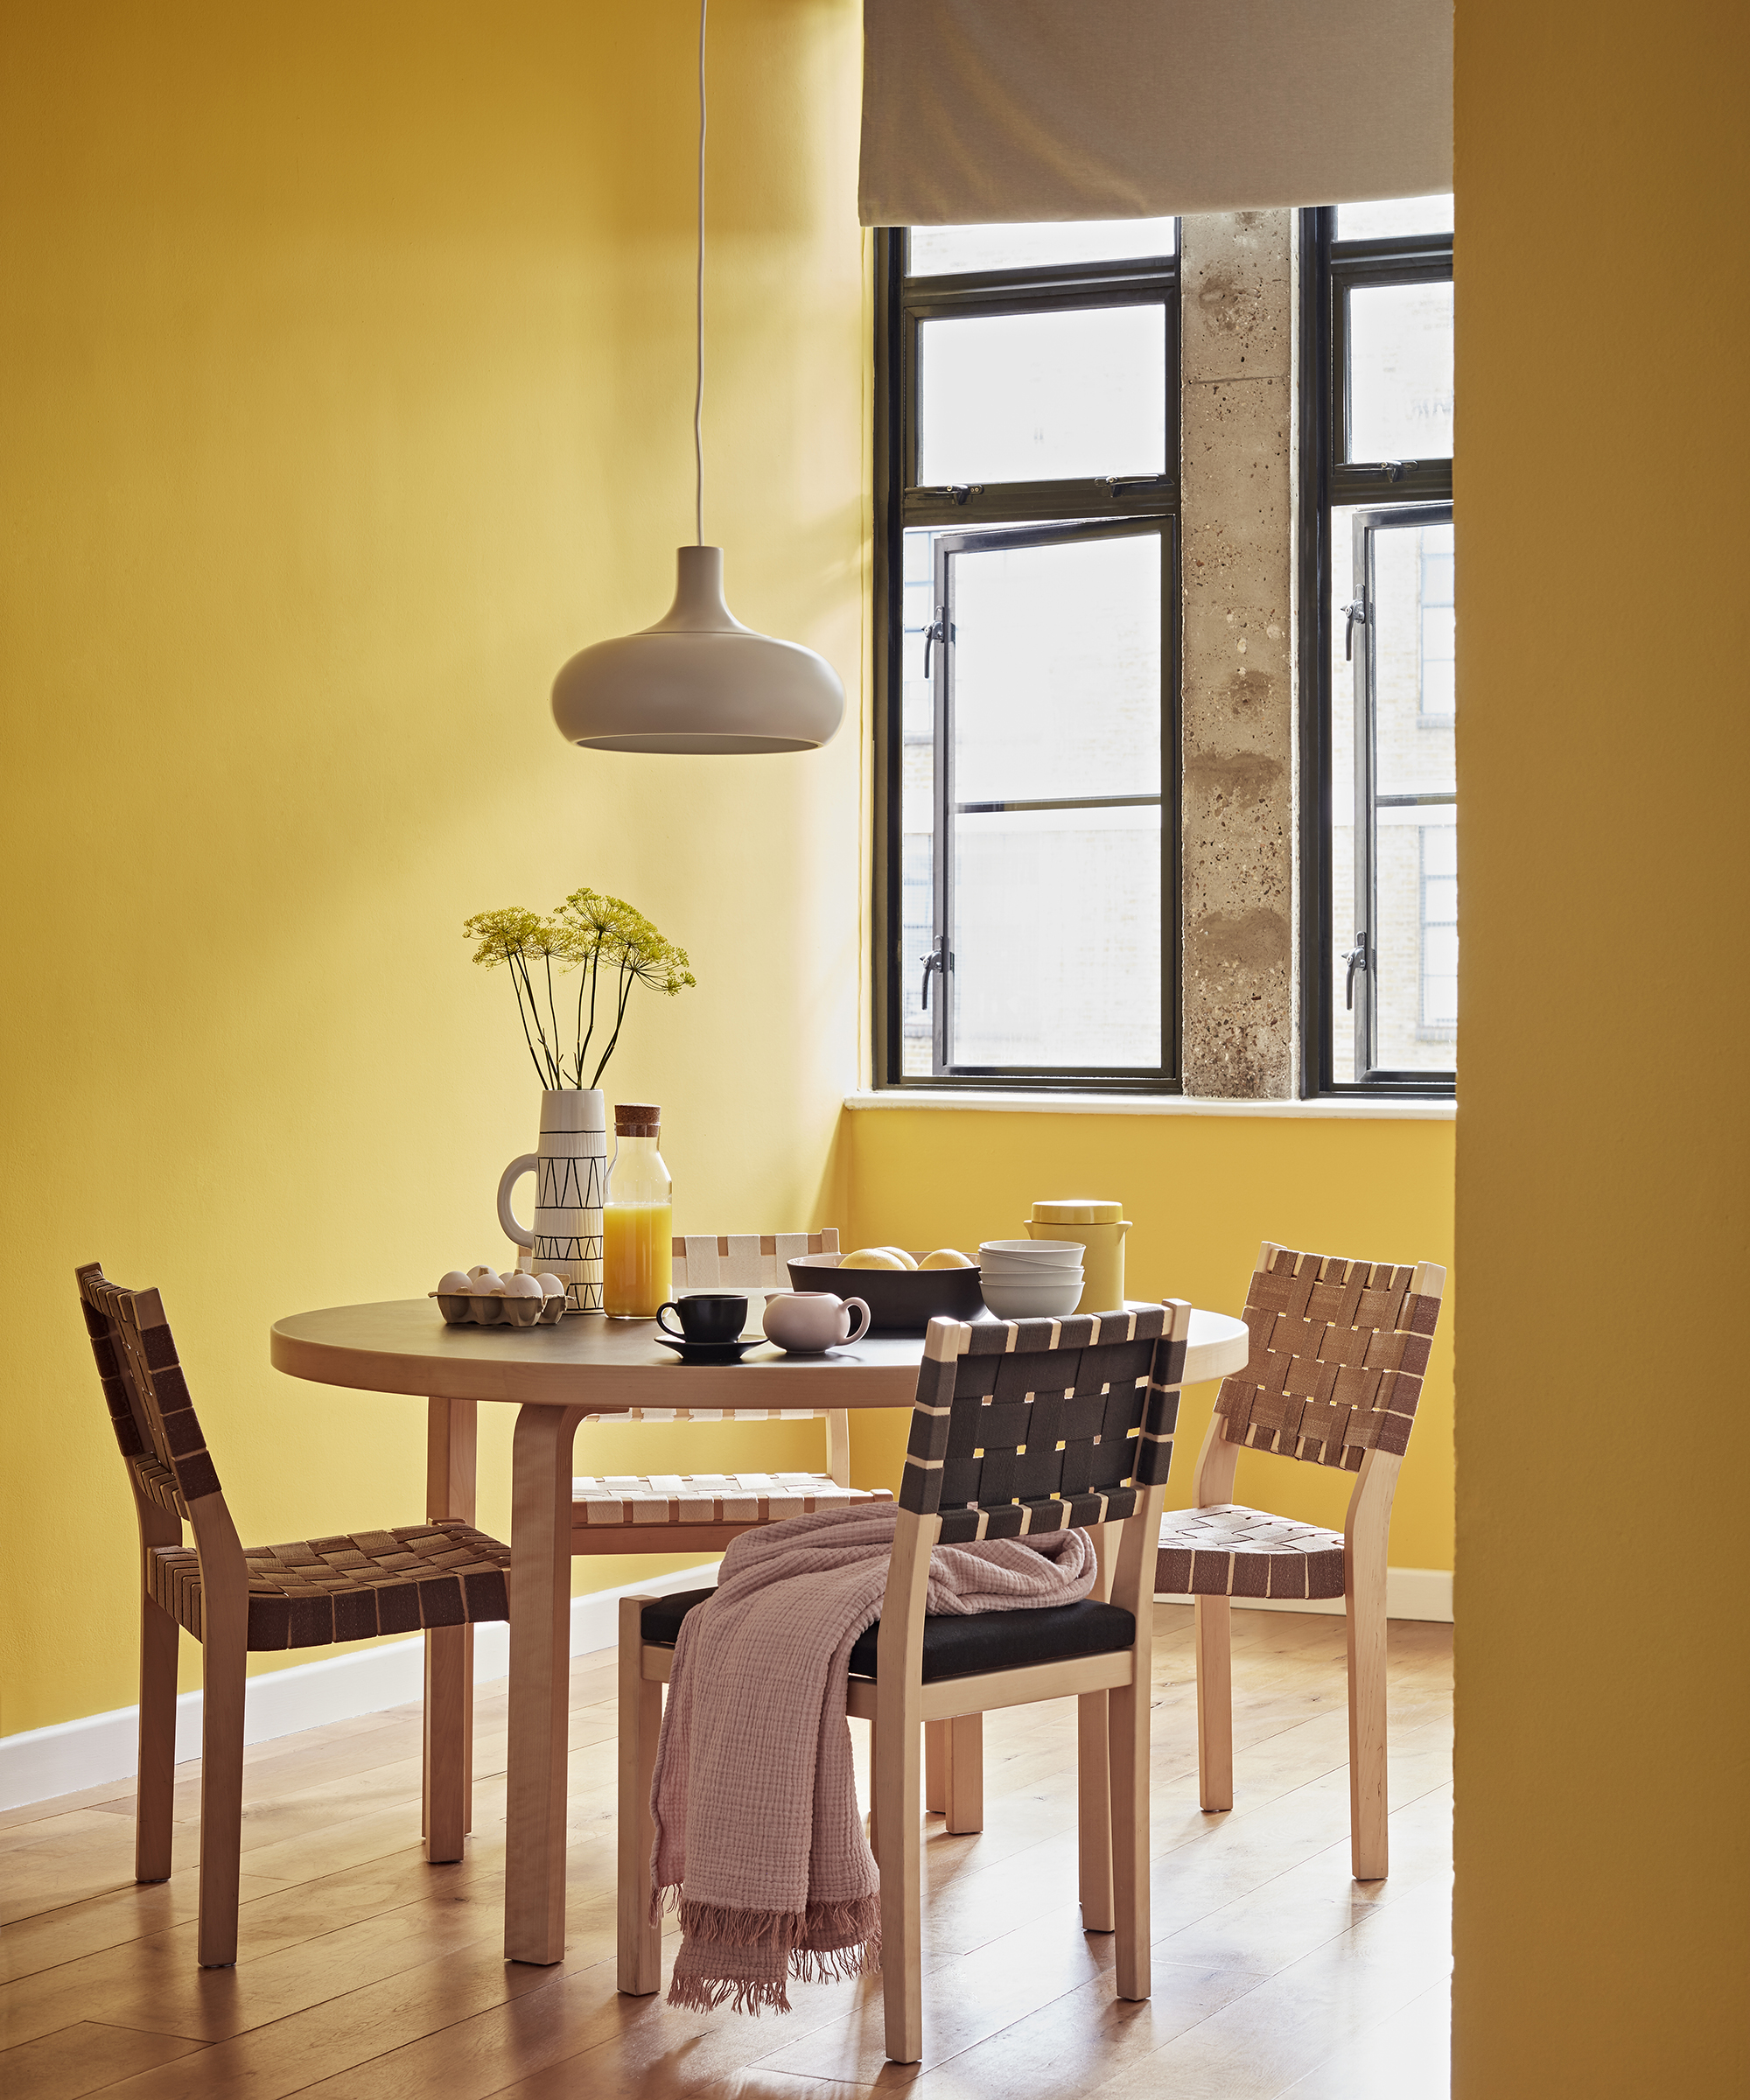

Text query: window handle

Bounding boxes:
[913,484,983,506]
[921,609,948,678]
[920,936,951,1010]
[1343,598,1368,662]
[1344,937,1368,1011]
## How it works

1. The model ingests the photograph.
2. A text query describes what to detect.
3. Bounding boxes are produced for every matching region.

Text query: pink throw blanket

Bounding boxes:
[649,1504,1096,2013]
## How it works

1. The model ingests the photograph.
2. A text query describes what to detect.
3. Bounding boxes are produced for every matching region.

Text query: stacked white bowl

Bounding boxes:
[976,1239,1084,1320]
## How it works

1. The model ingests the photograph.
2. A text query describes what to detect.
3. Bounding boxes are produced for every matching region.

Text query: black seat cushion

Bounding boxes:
[640,1586,1135,1684]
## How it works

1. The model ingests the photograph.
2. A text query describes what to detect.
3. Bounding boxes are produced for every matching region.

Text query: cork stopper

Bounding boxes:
[614,1102,661,1136]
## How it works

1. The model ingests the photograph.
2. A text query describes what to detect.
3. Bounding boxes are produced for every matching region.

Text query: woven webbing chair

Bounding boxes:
[619,1298,1191,2064]
[1157,1242,1446,1880]
[570,1229,858,1550]
[77,1262,513,1969]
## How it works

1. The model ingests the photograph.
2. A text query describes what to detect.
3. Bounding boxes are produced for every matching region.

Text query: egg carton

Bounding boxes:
[430,1269,568,1327]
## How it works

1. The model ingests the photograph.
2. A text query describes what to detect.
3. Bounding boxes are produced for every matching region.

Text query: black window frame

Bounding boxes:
[872,227,1182,1094]
[1298,206,1456,1099]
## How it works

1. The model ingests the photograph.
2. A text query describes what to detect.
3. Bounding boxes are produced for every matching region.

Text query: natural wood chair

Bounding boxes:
[1157,1241,1446,1880]
[76,1262,514,1969]
[618,1298,1192,2064]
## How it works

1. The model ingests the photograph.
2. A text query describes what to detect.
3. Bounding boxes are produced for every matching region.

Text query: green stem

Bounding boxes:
[506,949,550,1088]
[589,961,637,1088]
[512,950,558,1086]
[542,952,565,1086]
[578,945,604,1082]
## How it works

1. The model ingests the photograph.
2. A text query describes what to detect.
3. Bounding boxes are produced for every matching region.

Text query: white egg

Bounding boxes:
[536,1272,565,1298]
[438,1270,472,1295]
[503,1271,542,1298]
[467,1267,502,1292]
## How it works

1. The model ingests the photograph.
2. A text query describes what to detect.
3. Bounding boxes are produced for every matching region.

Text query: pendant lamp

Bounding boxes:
[551,0,844,754]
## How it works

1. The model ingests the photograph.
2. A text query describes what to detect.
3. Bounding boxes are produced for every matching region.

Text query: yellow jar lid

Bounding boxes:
[1030,1198,1124,1224]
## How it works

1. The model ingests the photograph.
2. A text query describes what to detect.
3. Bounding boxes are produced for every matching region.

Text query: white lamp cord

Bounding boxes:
[694,0,707,547]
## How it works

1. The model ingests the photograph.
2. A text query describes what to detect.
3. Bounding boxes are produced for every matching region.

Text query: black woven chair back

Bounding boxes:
[900,1305,1189,1544]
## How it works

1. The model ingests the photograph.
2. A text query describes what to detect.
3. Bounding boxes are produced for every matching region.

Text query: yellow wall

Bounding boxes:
[1453,3,1749,2093]
[842,1109,1455,1566]
[0,0,867,1736]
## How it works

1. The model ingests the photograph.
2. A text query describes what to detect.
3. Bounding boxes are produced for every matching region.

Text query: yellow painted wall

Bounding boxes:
[1452,2,1749,2093]
[0,0,868,1737]
[841,1109,1455,1566]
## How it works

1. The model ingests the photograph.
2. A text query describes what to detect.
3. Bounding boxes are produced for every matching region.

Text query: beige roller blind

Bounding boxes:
[859,0,1452,226]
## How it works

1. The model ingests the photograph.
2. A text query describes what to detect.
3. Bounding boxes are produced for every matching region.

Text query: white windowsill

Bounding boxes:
[844,1089,1455,1120]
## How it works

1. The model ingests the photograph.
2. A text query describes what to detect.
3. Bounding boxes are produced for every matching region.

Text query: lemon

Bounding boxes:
[919,1248,974,1269]
[840,1248,906,1270]
[877,1245,920,1270]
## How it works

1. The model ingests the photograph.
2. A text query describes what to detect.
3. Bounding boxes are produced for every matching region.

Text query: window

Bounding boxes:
[1301,200,1455,1092]
[876,224,1178,1088]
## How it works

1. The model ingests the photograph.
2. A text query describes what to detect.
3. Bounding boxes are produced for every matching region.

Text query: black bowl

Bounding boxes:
[785,1251,985,1334]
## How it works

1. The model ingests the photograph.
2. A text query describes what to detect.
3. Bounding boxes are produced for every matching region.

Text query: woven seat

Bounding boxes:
[147,1521,511,1650]
[572,1472,890,1529]
[1155,1503,1346,1601]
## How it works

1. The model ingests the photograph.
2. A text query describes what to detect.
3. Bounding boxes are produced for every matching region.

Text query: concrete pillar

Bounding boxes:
[1179,211,1297,1097]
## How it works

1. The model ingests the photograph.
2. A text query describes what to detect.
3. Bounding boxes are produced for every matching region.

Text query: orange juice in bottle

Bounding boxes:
[603,1102,672,1317]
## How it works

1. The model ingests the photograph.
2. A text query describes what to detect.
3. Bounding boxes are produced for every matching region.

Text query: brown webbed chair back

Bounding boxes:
[1210,1243,1441,1472]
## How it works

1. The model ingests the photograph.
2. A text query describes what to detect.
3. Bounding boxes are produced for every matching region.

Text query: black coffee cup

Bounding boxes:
[655,1292,749,1346]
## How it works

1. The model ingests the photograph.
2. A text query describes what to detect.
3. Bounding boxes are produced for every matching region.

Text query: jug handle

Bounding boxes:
[497,1154,539,1249]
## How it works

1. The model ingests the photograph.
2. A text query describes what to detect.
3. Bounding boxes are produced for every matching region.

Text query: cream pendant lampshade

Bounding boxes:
[550,0,843,755]
[552,546,844,754]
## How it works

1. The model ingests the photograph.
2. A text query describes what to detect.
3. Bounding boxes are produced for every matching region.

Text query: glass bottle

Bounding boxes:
[602,1103,673,1318]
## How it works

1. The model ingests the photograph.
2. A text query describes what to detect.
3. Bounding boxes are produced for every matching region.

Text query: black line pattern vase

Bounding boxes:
[496,1088,607,1312]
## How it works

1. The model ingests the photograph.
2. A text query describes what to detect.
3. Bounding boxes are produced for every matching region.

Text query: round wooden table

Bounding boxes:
[270,1298,1250,1964]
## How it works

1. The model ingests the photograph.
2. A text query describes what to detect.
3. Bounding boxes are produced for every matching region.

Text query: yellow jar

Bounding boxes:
[604,1102,673,1318]
[1025,1199,1130,1316]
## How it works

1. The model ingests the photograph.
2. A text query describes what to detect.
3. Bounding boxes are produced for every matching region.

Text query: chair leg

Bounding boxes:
[924,1717,944,1813]
[423,1625,470,1864]
[1076,1690,1114,1930]
[824,1406,851,1488]
[1077,1522,1116,1929]
[878,1710,924,2064]
[136,1593,178,1884]
[941,1713,983,1835]
[1347,1578,1390,1880]
[617,1598,663,1995]
[1109,1664,1151,2002]
[1194,1595,1234,1813]
[195,1616,247,1968]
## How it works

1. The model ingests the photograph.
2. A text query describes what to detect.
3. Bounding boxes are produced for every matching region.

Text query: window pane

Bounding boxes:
[919,305,1166,485]
[951,806,1161,1068]
[1370,520,1456,794]
[909,219,1175,277]
[1371,808,1458,1068]
[900,528,940,1076]
[951,533,1160,806]
[1347,281,1453,462]
[1335,194,1454,242]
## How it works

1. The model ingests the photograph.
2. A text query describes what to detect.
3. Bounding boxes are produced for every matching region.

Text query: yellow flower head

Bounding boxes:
[463,906,547,968]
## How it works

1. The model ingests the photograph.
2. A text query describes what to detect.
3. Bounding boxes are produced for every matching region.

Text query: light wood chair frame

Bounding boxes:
[1180,1241,1446,1880]
[617,1298,1191,2064]
[76,1263,497,1969]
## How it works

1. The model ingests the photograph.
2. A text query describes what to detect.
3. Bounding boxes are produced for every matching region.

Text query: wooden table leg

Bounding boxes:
[504,1403,586,1965]
[1077,1521,1116,1932]
[424,1396,478,1864]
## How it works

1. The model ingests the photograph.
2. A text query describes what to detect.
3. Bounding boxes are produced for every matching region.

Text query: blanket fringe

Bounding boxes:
[790,1936,881,1984]
[666,1970,792,2017]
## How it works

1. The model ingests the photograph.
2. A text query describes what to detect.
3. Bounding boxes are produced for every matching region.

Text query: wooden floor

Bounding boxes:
[1,1606,1452,2098]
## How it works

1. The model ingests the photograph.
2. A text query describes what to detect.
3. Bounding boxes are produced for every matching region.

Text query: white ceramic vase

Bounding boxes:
[497,1088,607,1312]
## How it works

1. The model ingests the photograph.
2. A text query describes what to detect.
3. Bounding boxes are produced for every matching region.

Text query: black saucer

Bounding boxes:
[652,1332,763,1363]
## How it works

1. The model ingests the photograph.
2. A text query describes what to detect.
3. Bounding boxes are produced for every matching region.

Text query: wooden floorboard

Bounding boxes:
[1,1607,1452,2098]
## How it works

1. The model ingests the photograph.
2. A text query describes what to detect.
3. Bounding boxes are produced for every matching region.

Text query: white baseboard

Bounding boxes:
[1156,1565,1452,1623]
[0,1560,719,1814]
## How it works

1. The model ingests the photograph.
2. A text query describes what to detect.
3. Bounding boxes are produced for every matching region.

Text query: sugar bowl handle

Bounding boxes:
[840,1297,872,1344]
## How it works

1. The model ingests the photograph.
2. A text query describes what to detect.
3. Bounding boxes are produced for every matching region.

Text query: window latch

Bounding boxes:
[921,608,948,678]
[920,935,952,1010]
[1344,937,1368,1011]
[1100,474,1164,492]
[1343,598,1368,662]
[914,484,983,506]
[1382,460,1406,483]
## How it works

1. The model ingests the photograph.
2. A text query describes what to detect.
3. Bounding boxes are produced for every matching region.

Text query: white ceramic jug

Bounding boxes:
[498,1088,608,1312]
[761,1291,871,1355]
